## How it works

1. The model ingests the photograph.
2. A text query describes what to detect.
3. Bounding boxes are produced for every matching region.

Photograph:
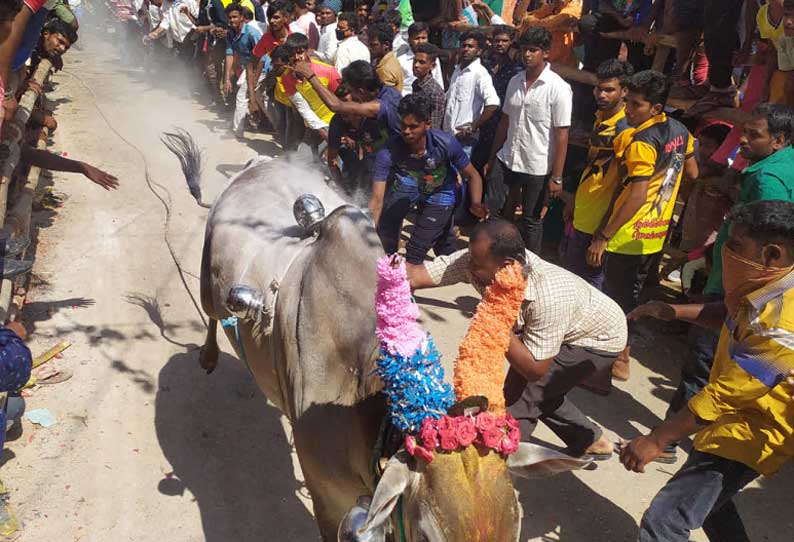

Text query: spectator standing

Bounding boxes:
[473,24,522,206]
[773,0,794,109]
[192,0,236,104]
[367,22,403,93]
[410,43,445,129]
[315,0,341,63]
[396,21,444,97]
[703,103,794,299]
[262,45,307,149]
[290,0,320,49]
[370,94,487,262]
[622,200,794,542]
[224,2,267,138]
[442,30,499,158]
[144,0,199,56]
[252,0,292,60]
[382,8,408,56]
[488,27,571,254]
[561,59,633,289]
[587,70,697,385]
[334,11,370,72]
[281,33,341,143]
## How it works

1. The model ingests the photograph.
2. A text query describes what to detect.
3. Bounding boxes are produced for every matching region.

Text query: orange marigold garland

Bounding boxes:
[453,260,527,412]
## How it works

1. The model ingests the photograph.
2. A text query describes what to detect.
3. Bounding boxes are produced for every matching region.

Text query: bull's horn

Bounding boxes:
[293,194,326,235]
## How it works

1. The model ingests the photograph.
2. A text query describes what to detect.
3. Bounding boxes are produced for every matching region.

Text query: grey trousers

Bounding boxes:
[505,343,618,455]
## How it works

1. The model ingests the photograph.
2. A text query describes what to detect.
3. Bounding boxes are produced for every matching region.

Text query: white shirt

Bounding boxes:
[397,49,445,97]
[497,64,572,176]
[157,0,198,46]
[392,33,409,57]
[778,35,794,71]
[317,21,339,64]
[335,35,371,73]
[291,11,318,36]
[442,57,500,134]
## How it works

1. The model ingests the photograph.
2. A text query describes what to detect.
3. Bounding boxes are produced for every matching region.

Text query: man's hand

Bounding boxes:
[627,300,676,322]
[42,115,58,131]
[248,99,259,114]
[25,80,43,97]
[179,4,190,13]
[455,125,473,140]
[470,202,489,220]
[291,61,314,79]
[618,435,663,473]
[547,178,563,199]
[586,238,607,267]
[318,128,328,141]
[80,163,119,190]
[212,26,227,39]
[223,78,233,95]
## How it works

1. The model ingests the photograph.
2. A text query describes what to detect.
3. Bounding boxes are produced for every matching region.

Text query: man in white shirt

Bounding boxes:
[488,26,571,254]
[315,0,340,63]
[144,0,198,49]
[397,21,444,97]
[334,11,370,73]
[443,30,500,157]
[289,0,319,49]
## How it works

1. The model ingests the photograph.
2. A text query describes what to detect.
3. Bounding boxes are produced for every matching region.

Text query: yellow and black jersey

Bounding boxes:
[573,107,633,235]
[607,113,695,255]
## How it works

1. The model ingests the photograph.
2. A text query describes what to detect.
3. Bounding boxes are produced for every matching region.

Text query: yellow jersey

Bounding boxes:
[573,106,633,235]
[689,270,794,475]
[757,2,786,47]
[606,113,694,255]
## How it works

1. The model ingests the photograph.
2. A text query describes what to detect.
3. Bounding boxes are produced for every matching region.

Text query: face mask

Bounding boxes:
[335,28,346,41]
[721,245,793,317]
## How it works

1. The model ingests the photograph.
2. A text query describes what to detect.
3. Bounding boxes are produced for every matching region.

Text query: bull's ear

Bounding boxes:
[360,451,412,535]
[507,442,594,479]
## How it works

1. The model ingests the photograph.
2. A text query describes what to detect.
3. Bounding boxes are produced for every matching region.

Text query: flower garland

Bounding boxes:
[375,255,455,433]
[453,261,527,412]
[405,411,521,463]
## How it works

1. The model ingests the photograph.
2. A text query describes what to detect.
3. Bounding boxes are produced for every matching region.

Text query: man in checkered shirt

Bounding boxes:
[408,218,627,459]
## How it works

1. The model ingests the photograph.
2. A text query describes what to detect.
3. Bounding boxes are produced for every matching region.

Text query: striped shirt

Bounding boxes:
[425,249,628,359]
[689,269,794,475]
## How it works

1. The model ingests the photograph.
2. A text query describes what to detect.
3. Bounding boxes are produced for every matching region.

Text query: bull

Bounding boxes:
[163,130,591,542]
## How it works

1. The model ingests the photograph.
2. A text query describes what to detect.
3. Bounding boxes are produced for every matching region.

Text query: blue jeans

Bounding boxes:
[639,450,758,542]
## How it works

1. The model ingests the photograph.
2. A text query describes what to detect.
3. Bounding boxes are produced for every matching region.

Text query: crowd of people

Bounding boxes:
[2,0,794,540]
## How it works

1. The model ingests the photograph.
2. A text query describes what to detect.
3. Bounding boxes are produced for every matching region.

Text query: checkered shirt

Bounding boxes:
[425,249,628,359]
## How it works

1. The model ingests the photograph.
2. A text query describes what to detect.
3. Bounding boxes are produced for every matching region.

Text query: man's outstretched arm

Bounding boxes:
[22,146,119,190]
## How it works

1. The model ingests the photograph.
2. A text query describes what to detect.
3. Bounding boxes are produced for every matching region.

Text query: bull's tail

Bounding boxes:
[161,128,212,208]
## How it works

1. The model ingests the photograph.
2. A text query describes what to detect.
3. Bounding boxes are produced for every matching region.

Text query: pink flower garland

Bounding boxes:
[375,255,425,357]
[405,411,521,463]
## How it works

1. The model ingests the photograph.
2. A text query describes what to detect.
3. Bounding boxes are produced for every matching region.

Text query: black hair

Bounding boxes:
[383,8,401,28]
[517,26,552,50]
[784,0,794,9]
[241,6,254,20]
[43,18,78,44]
[0,0,23,22]
[285,32,310,52]
[752,102,794,143]
[338,11,360,32]
[595,59,634,85]
[698,123,731,145]
[295,0,311,8]
[470,219,527,264]
[490,24,514,40]
[730,200,794,251]
[335,81,351,99]
[408,21,429,37]
[271,45,291,63]
[460,30,487,50]
[225,1,243,15]
[626,69,671,108]
[413,42,439,61]
[342,60,383,92]
[267,0,291,20]
[367,22,394,46]
[397,93,431,123]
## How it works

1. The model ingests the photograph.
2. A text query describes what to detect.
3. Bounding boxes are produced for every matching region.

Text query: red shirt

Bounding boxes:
[280,60,341,97]
[23,0,47,13]
[252,28,291,59]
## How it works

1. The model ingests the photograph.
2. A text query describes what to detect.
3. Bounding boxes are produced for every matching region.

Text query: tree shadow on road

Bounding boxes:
[155,349,318,542]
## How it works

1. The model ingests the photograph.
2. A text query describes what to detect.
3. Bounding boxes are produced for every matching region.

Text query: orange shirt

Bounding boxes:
[520,0,582,68]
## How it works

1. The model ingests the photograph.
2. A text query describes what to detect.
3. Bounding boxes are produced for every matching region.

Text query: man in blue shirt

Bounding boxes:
[370,94,487,263]
[224,2,267,137]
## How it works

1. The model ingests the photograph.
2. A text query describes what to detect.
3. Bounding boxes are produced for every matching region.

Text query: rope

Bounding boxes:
[61,69,207,329]
[219,316,253,376]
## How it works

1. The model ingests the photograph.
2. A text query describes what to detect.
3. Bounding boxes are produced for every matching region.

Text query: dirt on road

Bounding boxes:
[3,26,791,542]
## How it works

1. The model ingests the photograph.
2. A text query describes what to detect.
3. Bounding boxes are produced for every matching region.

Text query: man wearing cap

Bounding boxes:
[316,0,341,64]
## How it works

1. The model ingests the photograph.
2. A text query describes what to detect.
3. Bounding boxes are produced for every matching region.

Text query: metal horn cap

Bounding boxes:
[226,285,265,322]
[338,496,385,542]
[293,194,325,234]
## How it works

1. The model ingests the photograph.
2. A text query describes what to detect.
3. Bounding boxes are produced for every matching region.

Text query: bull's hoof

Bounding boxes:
[198,344,219,374]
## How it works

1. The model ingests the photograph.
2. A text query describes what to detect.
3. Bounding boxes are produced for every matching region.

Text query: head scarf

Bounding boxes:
[322,0,342,13]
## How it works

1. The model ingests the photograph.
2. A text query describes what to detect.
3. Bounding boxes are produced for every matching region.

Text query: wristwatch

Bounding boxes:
[550,176,563,185]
